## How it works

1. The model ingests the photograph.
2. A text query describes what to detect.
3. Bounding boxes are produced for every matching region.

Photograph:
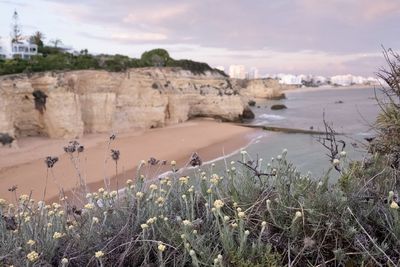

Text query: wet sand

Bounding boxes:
[0,119,259,202]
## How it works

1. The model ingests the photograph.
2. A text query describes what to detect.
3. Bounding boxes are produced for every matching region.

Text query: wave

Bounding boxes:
[258,114,285,121]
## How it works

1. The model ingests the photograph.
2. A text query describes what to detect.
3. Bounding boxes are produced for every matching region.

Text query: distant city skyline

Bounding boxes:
[1,0,399,76]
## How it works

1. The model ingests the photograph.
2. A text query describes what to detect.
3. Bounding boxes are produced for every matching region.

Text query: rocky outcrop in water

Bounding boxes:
[0,68,283,139]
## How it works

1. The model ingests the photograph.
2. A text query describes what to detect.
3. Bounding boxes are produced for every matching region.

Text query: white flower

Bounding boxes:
[171,160,177,166]
[189,250,196,256]
[390,201,399,209]
[136,192,144,199]
[95,251,104,258]
[213,199,224,209]
[238,211,245,218]
[340,151,347,157]
[61,258,69,264]
[261,221,267,227]
[333,159,340,166]
[158,243,166,252]
[244,230,250,236]
[53,232,65,240]
[182,220,192,226]
[27,251,39,262]
[92,217,99,224]
[27,239,36,246]
[141,223,149,229]
[149,184,158,190]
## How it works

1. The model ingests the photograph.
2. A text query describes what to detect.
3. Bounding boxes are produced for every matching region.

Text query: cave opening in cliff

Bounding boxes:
[32,90,47,114]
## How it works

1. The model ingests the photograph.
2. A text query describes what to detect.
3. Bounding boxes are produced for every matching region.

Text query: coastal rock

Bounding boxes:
[271,104,287,110]
[0,68,285,139]
[242,106,255,119]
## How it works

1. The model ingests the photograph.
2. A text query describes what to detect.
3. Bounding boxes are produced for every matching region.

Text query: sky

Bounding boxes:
[0,0,399,77]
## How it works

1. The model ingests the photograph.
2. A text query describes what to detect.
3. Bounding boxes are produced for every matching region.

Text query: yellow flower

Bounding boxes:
[27,251,39,262]
[95,251,104,258]
[213,199,224,209]
[24,216,31,223]
[149,184,158,191]
[27,239,36,246]
[98,188,105,193]
[53,232,65,240]
[207,188,212,194]
[84,203,94,210]
[19,194,30,202]
[182,220,192,226]
[158,243,166,252]
[390,201,399,209]
[179,176,189,185]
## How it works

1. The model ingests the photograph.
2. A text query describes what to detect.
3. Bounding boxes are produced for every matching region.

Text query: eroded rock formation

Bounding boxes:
[0,68,283,139]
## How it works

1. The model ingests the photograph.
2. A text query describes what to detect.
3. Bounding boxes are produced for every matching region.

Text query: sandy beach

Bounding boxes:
[0,119,259,202]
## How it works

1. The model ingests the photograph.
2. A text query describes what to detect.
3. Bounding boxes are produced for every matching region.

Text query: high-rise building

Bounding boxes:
[248,67,259,79]
[229,65,246,79]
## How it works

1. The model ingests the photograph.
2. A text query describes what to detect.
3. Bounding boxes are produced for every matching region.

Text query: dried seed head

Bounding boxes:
[45,156,59,168]
[111,149,120,161]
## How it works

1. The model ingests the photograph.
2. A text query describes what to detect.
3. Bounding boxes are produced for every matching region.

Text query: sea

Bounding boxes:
[220,86,382,178]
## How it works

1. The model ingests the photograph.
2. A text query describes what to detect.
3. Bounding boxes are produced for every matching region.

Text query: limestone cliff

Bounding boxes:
[0,68,283,139]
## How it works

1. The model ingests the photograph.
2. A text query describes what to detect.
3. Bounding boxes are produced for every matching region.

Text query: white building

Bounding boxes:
[229,65,246,79]
[278,74,302,85]
[11,41,38,59]
[248,67,259,79]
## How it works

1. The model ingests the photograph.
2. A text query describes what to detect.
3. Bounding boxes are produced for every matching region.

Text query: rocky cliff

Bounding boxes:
[0,68,283,139]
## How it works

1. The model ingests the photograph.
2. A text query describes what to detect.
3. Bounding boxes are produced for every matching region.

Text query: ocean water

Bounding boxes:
[224,87,382,177]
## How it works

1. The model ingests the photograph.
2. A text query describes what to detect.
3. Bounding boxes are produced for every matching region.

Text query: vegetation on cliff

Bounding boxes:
[0,48,227,76]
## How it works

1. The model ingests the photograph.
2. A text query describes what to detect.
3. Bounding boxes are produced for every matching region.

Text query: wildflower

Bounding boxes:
[207,188,212,194]
[158,243,166,252]
[136,192,144,199]
[86,193,92,199]
[182,195,187,199]
[211,208,216,212]
[237,207,242,212]
[53,232,65,240]
[95,251,104,258]
[179,176,189,184]
[277,155,282,160]
[389,191,395,198]
[156,197,165,205]
[167,181,172,186]
[340,151,347,157]
[84,203,94,210]
[183,220,192,226]
[188,186,194,193]
[333,159,340,166]
[19,194,30,202]
[181,234,186,239]
[282,148,288,154]
[261,221,267,227]
[68,225,74,230]
[92,217,99,224]
[213,199,224,209]
[24,216,31,223]
[244,230,250,236]
[238,212,245,218]
[98,188,105,194]
[293,211,303,222]
[61,258,69,265]
[231,223,238,228]
[141,223,149,229]
[0,198,6,206]
[217,254,223,260]
[189,250,196,256]
[240,150,247,155]
[224,216,230,222]
[47,223,53,228]
[193,230,198,234]
[126,179,133,185]
[149,184,158,190]
[233,202,238,208]
[171,160,177,166]
[27,251,39,262]
[27,239,36,246]
[390,201,399,209]
[58,211,64,216]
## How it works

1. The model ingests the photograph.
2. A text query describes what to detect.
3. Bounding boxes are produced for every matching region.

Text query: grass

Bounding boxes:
[0,146,399,266]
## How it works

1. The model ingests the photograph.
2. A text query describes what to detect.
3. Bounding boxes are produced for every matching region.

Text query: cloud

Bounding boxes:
[36,0,400,75]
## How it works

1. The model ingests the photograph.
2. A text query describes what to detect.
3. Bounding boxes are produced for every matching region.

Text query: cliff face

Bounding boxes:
[0,68,282,139]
